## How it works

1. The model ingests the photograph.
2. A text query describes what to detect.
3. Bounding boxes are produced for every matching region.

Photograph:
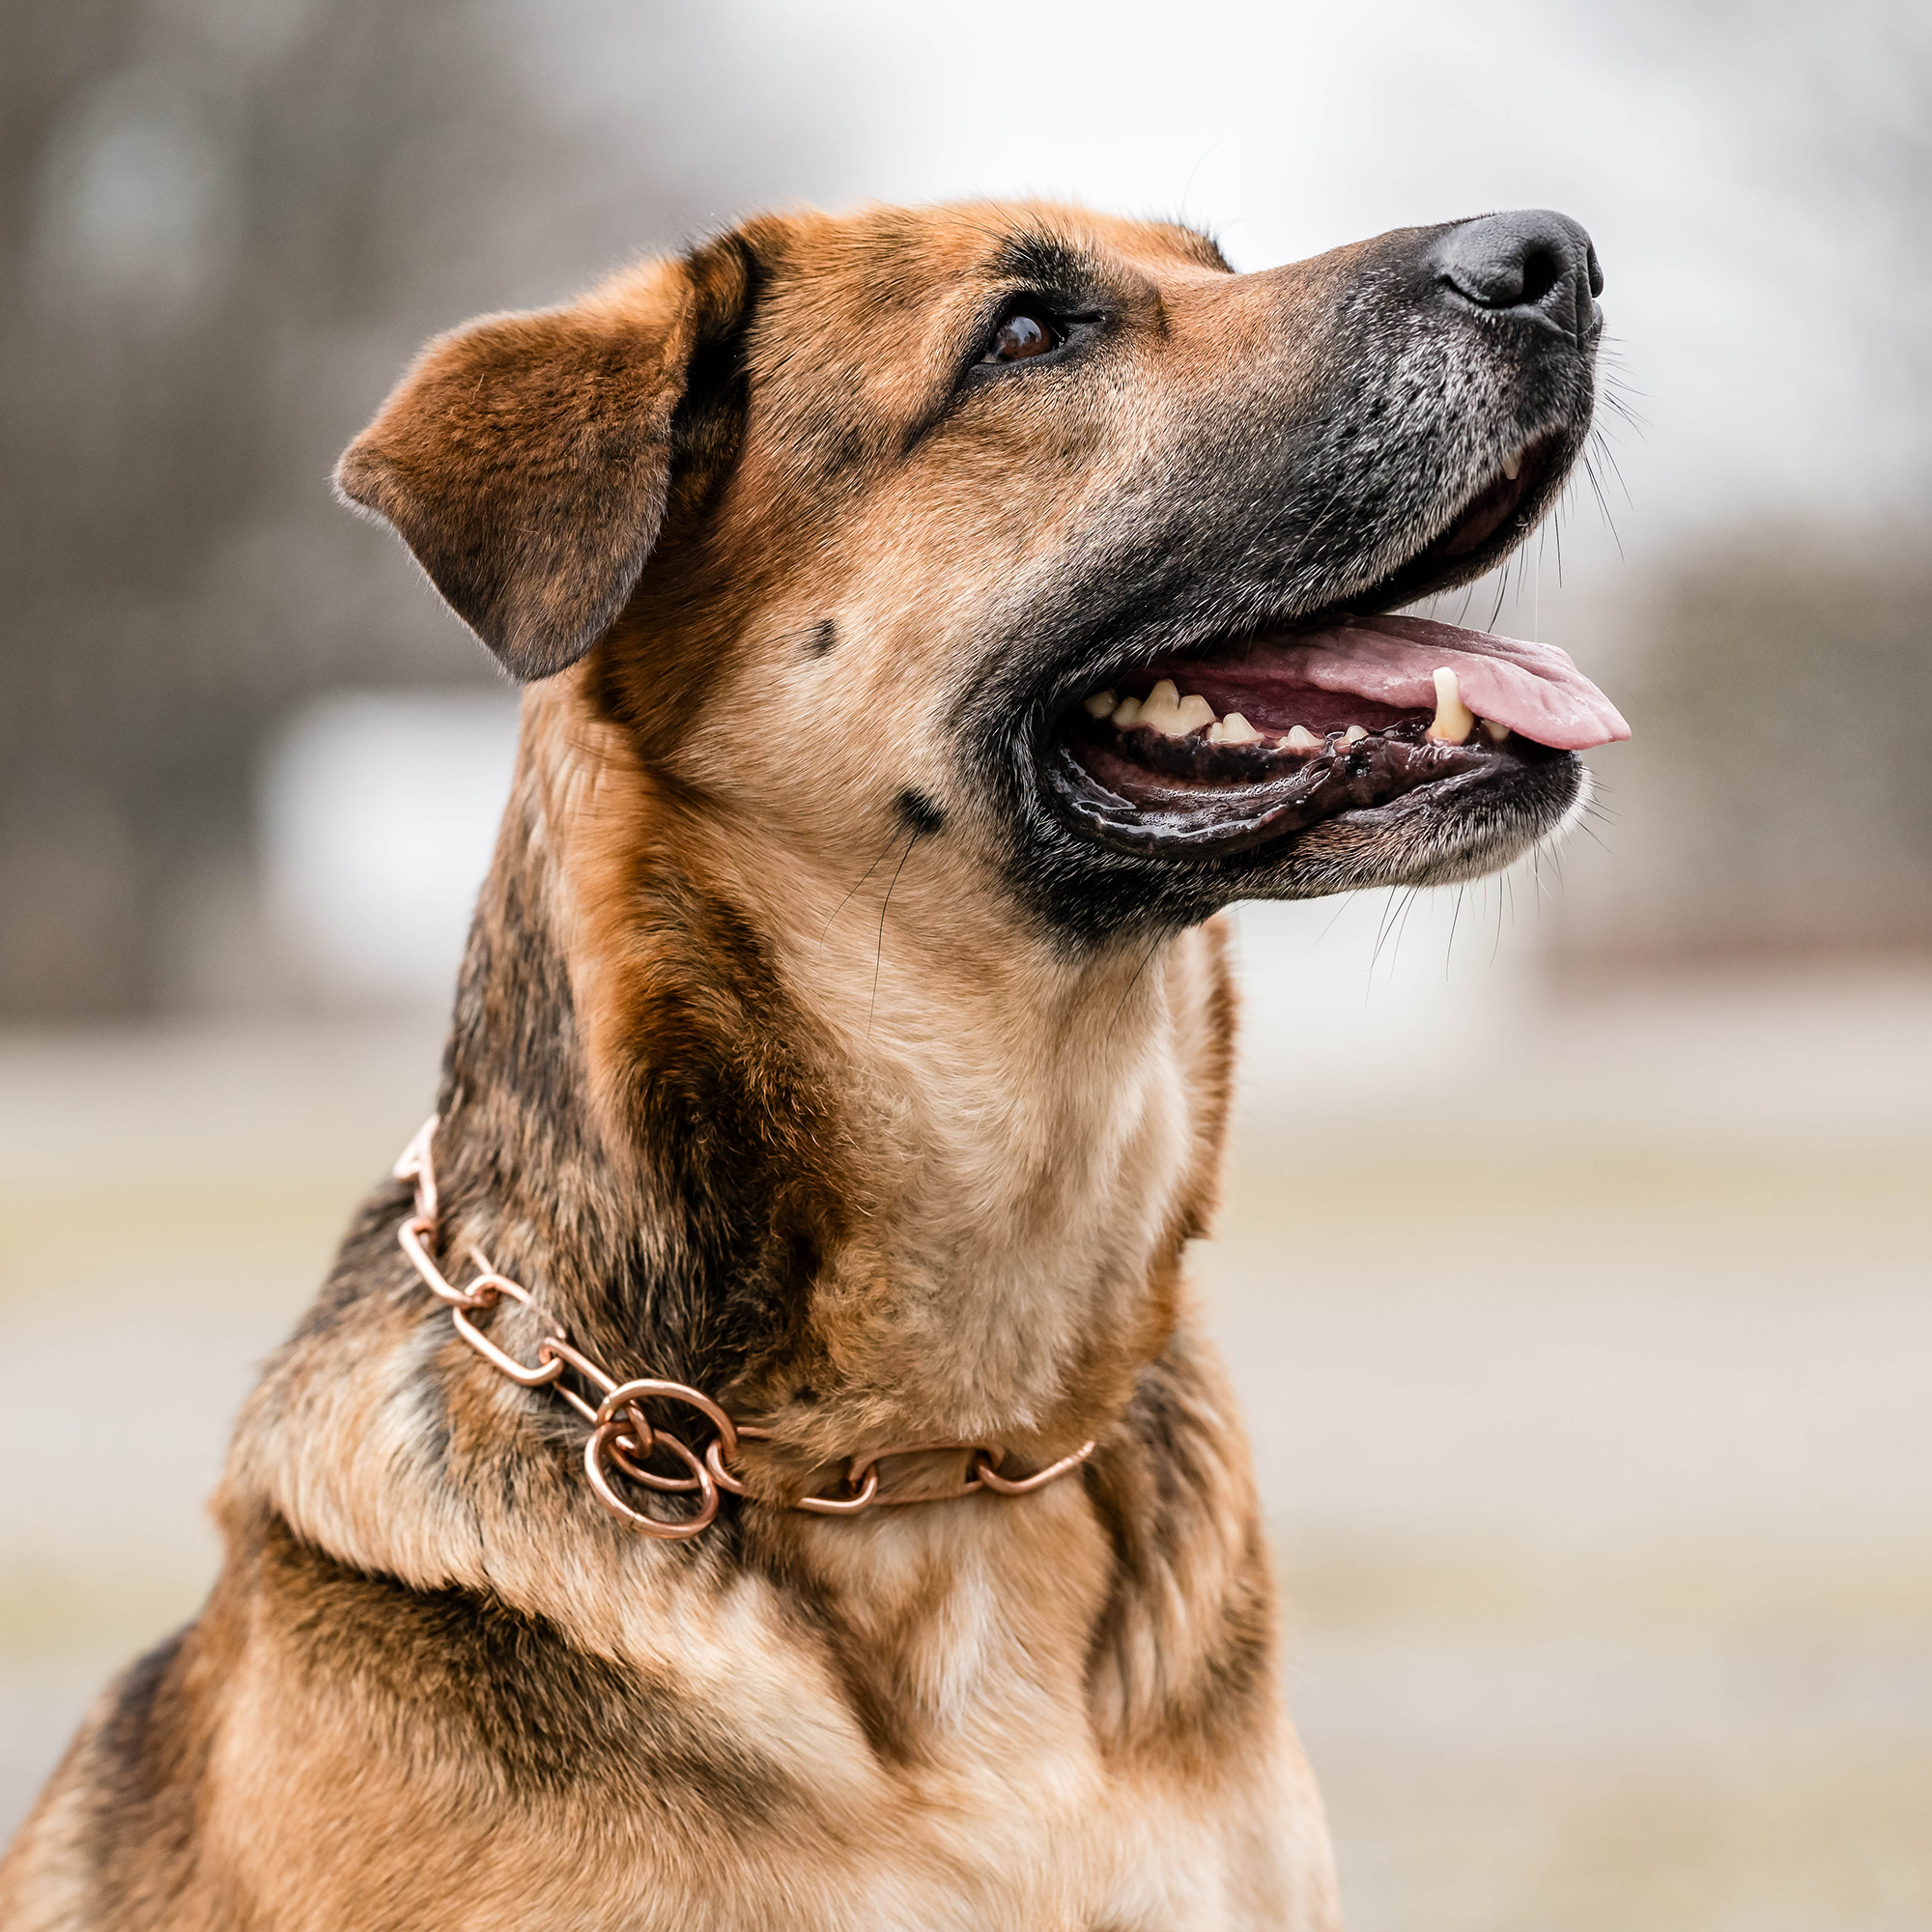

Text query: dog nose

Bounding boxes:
[1431,210,1603,340]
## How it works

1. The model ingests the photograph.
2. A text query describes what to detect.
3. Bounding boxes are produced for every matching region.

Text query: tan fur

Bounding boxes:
[1,197,1541,1929]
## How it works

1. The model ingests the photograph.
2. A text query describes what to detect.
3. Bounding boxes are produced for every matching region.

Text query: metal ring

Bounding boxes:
[594,1378,740,1465]
[538,1335,617,1401]
[586,1421,718,1538]
[399,1217,489,1309]
[462,1248,537,1316]
[973,1439,1096,1494]
[794,1465,881,1515]
[392,1115,440,1222]
[459,1270,521,1311]
[704,1435,753,1497]
[602,1411,705,1494]
[450,1303,567,1387]
[847,1440,1001,1504]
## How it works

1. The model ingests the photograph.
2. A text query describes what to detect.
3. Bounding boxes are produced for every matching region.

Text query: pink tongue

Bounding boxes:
[1265,614,1629,752]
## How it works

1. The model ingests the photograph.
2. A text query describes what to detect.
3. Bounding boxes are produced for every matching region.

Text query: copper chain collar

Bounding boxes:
[393,1118,1094,1539]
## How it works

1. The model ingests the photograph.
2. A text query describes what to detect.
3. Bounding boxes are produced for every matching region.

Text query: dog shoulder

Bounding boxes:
[1084,1300,1280,1768]
[0,1618,222,1929]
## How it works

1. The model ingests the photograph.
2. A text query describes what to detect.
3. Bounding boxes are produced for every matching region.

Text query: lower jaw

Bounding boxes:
[1043,721,1570,863]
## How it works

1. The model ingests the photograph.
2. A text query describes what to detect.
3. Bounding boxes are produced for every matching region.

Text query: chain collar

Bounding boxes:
[392,1118,1095,1539]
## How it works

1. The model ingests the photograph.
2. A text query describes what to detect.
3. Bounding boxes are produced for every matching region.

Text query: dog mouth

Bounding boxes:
[1041,444,1629,863]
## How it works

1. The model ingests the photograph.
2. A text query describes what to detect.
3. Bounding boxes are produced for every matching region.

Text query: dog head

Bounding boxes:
[339,200,1623,945]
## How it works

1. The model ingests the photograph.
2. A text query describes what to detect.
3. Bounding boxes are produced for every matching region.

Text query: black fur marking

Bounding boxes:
[808,617,837,657]
[986,233,1106,304]
[88,1629,185,1818]
[665,231,767,524]
[71,1627,209,1919]
[895,788,945,837]
[1082,1346,1276,1754]
[262,1517,800,1817]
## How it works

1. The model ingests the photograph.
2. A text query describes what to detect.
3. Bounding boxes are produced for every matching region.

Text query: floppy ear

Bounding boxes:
[335,236,757,681]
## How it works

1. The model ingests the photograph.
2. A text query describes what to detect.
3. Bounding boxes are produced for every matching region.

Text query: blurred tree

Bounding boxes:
[1597,0,1932,497]
[1554,532,1932,967]
[1551,0,1932,969]
[0,0,742,1014]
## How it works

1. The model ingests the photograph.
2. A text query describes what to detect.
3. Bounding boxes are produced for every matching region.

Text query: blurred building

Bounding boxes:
[0,0,795,1015]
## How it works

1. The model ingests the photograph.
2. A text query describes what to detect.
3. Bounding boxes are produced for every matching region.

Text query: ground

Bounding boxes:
[3,918,1927,1929]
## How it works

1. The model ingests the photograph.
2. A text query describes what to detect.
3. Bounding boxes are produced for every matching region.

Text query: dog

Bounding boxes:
[2,197,1623,1929]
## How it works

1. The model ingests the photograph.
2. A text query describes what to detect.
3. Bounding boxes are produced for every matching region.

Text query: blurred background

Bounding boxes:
[3,0,1928,1923]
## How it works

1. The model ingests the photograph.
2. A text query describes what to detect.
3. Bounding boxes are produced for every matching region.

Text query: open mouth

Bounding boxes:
[1042,441,1628,863]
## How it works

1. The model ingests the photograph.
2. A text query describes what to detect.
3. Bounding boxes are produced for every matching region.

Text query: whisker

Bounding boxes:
[1317,891,1359,947]
[867,829,920,1034]
[1120,933,1164,1009]
[1390,885,1423,974]
[822,829,907,941]
[1366,889,1403,992]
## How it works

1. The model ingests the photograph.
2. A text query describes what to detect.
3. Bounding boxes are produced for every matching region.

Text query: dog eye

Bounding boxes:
[985,307,1062,363]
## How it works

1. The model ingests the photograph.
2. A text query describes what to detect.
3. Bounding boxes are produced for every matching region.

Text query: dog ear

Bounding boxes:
[334,235,758,682]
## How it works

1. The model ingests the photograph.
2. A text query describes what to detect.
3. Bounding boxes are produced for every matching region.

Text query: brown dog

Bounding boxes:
[2,198,1623,1929]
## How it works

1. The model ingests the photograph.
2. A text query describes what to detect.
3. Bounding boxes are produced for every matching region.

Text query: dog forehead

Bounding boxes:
[747,201,1227,351]
[718,200,1233,472]
[779,198,1223,281]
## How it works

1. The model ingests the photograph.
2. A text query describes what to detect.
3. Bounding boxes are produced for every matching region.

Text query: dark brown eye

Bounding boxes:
[988,308,1060,362]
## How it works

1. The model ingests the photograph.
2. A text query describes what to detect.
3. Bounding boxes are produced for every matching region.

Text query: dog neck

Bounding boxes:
[426,670,1237,1476]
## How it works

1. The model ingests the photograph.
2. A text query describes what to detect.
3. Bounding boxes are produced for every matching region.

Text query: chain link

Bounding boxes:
[392,1118,1094,1537]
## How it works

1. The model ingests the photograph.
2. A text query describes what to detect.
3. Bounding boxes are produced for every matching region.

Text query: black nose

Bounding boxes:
[1430,209,1603,341]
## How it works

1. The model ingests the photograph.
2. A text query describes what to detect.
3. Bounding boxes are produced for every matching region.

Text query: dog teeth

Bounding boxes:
[1501,449,1522,481]
[1111,696,1143,727]
[1134,680,1219,737]
[1285,725,1321,753]
[1344,724,1368,744]
[1482,718,1511,743]
[1136,679,1183,734]
[1426,668,1476,745]
[1083,690,1118,719]
[1216,713,1262,745]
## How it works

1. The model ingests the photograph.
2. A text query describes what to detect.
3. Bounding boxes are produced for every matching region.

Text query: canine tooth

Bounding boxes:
[1174,694,1216,733]
[1344,724,1368,744]
[1218,713,1262,745]
[1286,725,1321,752]
[1501,449,1522,481]
[1083,690,1118,719]
[1427,667,1476,745]
[1482,718,1511,743]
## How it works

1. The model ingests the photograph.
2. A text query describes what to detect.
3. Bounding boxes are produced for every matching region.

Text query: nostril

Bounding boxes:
[1516,245,1563,310]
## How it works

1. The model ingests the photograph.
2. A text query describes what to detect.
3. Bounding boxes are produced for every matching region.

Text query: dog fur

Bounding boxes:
[1,198,1599,1929]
